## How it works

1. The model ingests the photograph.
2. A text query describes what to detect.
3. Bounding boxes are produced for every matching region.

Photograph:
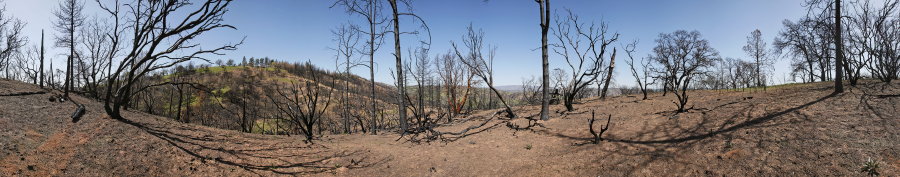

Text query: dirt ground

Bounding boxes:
[1,78,898,176]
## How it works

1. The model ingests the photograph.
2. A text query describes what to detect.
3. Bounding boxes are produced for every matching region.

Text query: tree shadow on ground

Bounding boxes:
[608,94,832,144]
[533,84,843,175]
[115,117,386,175]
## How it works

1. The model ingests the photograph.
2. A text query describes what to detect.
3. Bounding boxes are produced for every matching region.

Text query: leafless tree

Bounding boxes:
[743,29,773,89]
[387,0,430,132]
[774,19,817,83]
[53,0,85,98]
[331,23,361,134]
[536,0,551,120]
[15,46,41,84]
[850,0,900,83]
[804,0,846,93]
[267,68,335,142]
[40,30,45,88]
[623,40,653,100]
[332,0,389,134]
[404,45,430,127]
[436,50,473,120]
[650,30,719,113]
[550,10,619,111]
[102,0,241,120]
[453,24,516,118]
[521,76,541,105]
[0,1,26,80]
[78,16,114,99]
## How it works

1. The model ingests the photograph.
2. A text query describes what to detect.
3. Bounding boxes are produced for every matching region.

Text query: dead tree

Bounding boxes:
[599,49,616,99]
[588,110,610,144]
[331,23,361,134]
[851,0,900,83]
[833,0,845,93]
[102,0,241,120]
[536,0,551,120]
[0,3,26,80]
[332,0,389,134]
[742,29,772,89]
[550,10,619,111]
[40,30,45,88]
[623,40,653,100]
[386,0,430,132]
[650,30,719,113]
[267,67,335,141]
[16,46,41,84]
[453,24,517,118]
[53,0,85,98]
[79,17,114,99]
[405,45,432,130]
[436,51,473,120]
[805,0,845,92]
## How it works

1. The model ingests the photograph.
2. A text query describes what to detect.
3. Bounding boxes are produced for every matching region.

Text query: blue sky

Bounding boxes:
[8,0,810,86]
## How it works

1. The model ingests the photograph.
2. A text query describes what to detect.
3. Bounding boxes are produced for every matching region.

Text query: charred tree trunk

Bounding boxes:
[40,30,45,88]
[588,110,611,144]
[389,0,408,133]
[834,0,845,93]
[600,49,617,99]
[538,0,551,120]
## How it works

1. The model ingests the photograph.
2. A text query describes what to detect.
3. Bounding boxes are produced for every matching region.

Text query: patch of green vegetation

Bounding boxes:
[189,95,202,107]
[200,66,246,74]
[212,86,231,95]
[524,144,532,150]
[251,118,292,135]
[860,158,880,176]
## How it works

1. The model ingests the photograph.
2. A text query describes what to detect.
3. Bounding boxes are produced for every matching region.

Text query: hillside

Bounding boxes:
[1,79,898,176]
[134,62,400,134]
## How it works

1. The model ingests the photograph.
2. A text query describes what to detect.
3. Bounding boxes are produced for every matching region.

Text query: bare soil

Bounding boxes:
[1,78,898,176]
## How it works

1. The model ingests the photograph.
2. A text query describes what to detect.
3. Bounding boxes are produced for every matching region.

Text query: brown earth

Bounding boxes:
[1,78,898,176]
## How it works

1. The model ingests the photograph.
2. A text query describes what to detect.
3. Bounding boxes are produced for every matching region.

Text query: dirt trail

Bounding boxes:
[1,78,898,176]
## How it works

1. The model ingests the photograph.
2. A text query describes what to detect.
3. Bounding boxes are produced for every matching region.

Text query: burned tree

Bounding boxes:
[742,29,772,89]
[650,30,719,113]
[332,0,389,134]
[550,10,619,111]
[267,66,335,141]
[102,0,241,120]
[53,0,85,98]
[536,0,551,120]
[436,51,473,119]
[453,24,517,118]
[850,0,900,83]
[0,2,27,80]
[623,40,653,100]
[588,110,611,144]
[404,45,432,130]
[804,0,846,93]
[387,0,430,132]
[331,23,361,134]
[79,17,115,99]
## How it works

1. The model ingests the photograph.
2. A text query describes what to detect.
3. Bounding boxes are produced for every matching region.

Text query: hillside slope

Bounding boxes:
[1,79,898,176]
[136,63,400,133]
